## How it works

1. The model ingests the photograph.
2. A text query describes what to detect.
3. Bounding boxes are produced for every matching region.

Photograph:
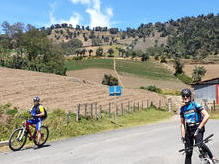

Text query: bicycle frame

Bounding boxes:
[23,120,37,140]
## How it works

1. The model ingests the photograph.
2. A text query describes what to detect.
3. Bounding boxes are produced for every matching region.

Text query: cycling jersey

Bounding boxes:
[29,104,45,131]
[180,101,203,124]
[31,104,44,116]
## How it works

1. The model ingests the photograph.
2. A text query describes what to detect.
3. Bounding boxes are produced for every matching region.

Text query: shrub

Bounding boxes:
[146,85,161,93]
[176,73,192,85]
[192,66,206,82]
[72,56,83,61]
[102,74,118,86]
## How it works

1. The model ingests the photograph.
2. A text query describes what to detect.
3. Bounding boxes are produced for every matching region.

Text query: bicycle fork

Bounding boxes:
[17,124,26,141]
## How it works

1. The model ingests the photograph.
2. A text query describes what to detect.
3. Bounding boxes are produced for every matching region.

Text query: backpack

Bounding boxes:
[35,104,47,120]
[42,107,47,120]
[191,102,203,123]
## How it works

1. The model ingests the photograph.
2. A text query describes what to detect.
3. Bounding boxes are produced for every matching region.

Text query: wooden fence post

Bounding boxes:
[159,100,161,108]
[168,98,172,112]
[95,103,98,120]
[121,103,124,115]
[116,102,118,116]
[109,102,111,118]
[128,101,130,112]
[91,103,93,118]
[147,99,149,108]
[114,111,117,124]
[133,102,135,112]
[84,104,87,119]
[66,112,69,125]
[76,104,80,122]
[213,100,216,112]
[99,105,102,119]
[142,101,143,109]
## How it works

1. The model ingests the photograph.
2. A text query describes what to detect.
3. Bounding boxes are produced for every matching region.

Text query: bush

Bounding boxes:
[176,73,192,85]
[102,74,118,86]
[6,108,18,116]
[72,56,83,61]
[192,66,206,82]
[140,85,162,93]
[108,54,114,57]
[147,85,161,93]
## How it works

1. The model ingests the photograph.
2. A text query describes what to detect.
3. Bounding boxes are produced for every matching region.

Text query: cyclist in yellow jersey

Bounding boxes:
[28,96,46,145]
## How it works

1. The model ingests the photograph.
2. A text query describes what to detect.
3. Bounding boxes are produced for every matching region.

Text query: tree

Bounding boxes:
[67,38,83,49]
[192,66,206,82]
[141,52,149,61]
[173,58,184,75]
[107,48,114,57]
[0,22,66,75]
[96,47,103,56]
[88,49,93,56]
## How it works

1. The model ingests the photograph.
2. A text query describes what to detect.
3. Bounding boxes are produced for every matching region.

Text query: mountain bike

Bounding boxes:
[9,117,49,151]
[179,134,217,164]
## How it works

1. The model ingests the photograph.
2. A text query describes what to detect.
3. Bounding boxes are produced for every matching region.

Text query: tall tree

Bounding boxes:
[173,58,184,75]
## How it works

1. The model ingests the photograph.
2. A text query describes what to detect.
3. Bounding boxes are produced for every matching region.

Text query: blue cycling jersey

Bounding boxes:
[180,101,203,124]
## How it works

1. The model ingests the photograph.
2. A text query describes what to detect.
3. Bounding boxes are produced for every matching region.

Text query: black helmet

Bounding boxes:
[33,96,40,102]
[181,88,192,97]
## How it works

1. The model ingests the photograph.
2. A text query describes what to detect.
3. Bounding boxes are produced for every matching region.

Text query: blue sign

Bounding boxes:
[109,86,122,96]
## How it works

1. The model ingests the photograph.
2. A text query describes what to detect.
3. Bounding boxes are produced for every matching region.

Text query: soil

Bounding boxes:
[67,68,188,90]
[183,64,219,80]
[0,67,167,112]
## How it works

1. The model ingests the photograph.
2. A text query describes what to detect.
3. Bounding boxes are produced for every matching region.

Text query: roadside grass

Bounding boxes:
[209,105,219,119]
[65,58,177,80]
[0,104,173,142]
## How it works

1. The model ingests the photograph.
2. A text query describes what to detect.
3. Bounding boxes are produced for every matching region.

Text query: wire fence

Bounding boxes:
[68,98,173,123]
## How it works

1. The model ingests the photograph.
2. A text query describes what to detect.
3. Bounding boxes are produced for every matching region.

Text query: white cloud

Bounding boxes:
[70,0,113,28]
[70,0,90,5]
[49,2,82,27]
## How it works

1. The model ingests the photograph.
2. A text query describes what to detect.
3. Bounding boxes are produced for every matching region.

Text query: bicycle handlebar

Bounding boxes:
[178,134,214,153]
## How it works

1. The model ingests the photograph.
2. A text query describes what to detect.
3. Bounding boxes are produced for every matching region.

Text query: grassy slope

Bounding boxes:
[65,58,176,80]
[0,105,173,142]
[65,58,113,71]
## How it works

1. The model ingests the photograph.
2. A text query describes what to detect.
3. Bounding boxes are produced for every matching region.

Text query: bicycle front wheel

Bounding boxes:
[9,128,27,151]
[34,126,49,146]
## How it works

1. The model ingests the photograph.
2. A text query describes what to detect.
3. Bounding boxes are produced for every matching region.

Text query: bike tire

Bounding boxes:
[34,126,49,146]
[203,158,214,164]
[9,128,27,151]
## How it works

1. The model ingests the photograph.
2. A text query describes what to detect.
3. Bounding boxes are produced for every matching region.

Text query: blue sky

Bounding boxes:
[0,0,219,29]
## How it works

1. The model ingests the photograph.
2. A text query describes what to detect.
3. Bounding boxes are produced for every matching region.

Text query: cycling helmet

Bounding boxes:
[181,88,192,97]
[33,96,40,102]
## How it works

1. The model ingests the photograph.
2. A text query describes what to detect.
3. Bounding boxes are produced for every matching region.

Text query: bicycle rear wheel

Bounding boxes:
[9,128,27,151]
[34,126,49,146]
[202,156,214,164]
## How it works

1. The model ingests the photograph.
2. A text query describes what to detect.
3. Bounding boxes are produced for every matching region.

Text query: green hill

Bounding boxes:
[65,58,175,80]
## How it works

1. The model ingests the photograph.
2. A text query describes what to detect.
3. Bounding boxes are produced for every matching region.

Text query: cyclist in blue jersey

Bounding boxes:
[28,96,46,145]
[180,88,216,164]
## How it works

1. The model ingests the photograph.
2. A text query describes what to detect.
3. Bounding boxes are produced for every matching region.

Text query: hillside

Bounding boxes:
[0,67,168,112]
[65,58,188,89]
[183,63,219,80]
